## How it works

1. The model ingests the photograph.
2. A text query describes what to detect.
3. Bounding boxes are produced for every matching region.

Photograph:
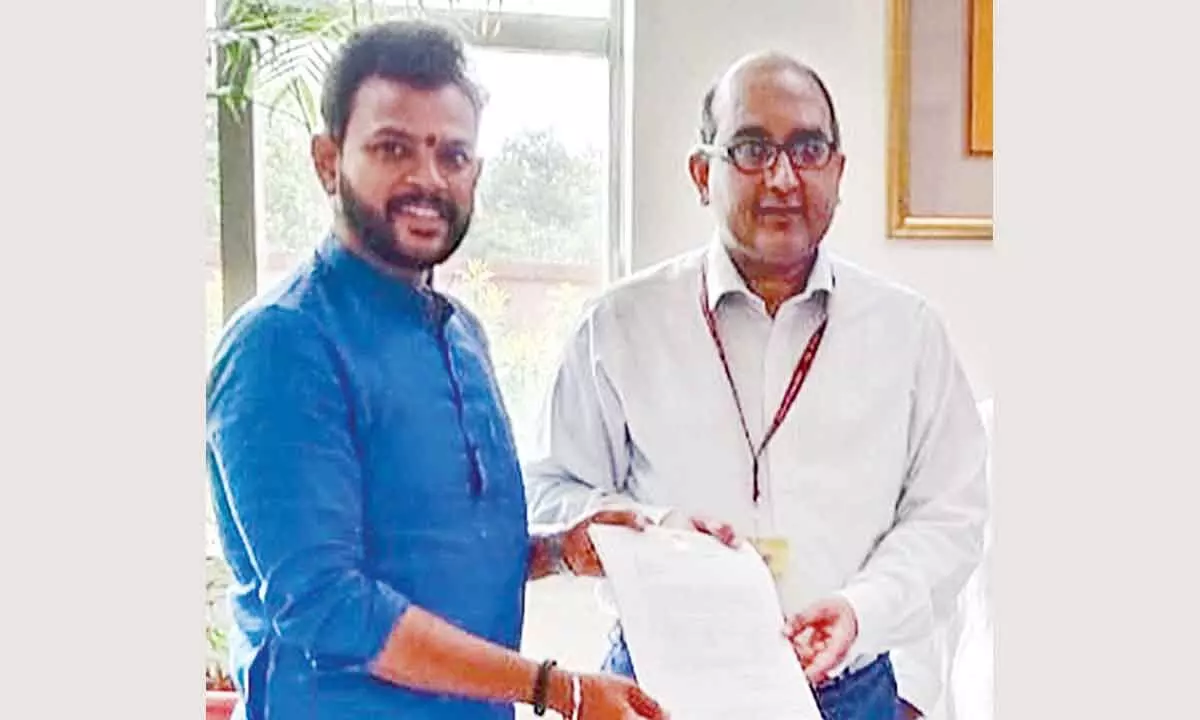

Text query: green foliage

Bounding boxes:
[208,0,353,132]
[468,129,605,264]
[259,110,332,254]
[207,0,507,133]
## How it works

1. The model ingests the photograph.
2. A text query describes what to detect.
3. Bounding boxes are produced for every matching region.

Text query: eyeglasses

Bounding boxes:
[699,135,837,174]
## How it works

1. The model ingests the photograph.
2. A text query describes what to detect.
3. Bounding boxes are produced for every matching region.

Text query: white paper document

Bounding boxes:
[587,524,823,720]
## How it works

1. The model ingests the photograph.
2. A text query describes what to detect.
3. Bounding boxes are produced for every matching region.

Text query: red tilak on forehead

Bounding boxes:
[423,134,438,147]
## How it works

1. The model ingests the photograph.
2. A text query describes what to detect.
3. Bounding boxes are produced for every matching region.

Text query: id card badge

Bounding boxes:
[749,536,790,581]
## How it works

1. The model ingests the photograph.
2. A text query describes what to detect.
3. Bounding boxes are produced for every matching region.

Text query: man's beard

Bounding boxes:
[338,175,473,274]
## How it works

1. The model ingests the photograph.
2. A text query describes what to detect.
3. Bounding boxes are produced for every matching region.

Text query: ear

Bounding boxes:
[469,156,485,192]
[311,133,340,196]
[688,151,712,206]
[831,151,846,184]
[828,152,847,208]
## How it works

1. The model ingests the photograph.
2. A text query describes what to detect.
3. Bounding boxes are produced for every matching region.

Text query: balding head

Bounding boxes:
[699,51,841,149]
[687,50,846,278]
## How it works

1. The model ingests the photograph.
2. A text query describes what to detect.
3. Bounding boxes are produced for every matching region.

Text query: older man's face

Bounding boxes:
[696,65,845,268]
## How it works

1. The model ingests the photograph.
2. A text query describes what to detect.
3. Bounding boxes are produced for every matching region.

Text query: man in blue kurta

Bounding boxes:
[205,20,668,720]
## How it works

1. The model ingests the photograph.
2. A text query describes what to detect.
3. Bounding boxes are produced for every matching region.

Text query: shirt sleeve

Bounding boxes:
[523,305,674,529]
[835,302,991,664]
[206,305,411,669]
[890,629,949,715]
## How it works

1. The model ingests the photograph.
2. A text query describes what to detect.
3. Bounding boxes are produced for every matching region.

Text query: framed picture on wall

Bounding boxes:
[968,0,993,156]
[886,0,993,240]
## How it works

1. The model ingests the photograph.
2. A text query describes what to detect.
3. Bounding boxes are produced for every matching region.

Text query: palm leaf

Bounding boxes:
[264,75,313,128]
[290,76,321,135]
[207,0,507,131]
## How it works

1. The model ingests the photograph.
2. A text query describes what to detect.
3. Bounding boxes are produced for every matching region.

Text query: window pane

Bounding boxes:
[255,104,333,289]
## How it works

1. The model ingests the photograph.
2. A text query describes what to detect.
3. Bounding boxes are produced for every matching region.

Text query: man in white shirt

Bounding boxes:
[523,50,989,719]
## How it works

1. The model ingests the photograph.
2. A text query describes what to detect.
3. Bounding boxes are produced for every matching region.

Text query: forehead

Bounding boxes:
[343,75,478,142]
[714,66,832,141]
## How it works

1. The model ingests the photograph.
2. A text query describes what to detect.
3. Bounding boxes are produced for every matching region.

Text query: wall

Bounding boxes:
[625,0,996,401]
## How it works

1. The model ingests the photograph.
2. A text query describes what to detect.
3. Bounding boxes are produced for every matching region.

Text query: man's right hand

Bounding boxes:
[560,508,740,578]
[560,509,650,577]
[552,671,670,719]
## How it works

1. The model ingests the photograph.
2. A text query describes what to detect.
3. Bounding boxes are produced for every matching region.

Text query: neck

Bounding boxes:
[726,246,816,317]
[333,222,429,289]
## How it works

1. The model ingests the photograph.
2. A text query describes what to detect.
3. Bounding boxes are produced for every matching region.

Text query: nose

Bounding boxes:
[407,151,450,192]
[764,152,800,193]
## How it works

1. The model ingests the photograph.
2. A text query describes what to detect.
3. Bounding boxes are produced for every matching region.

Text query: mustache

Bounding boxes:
[385,192,458,222]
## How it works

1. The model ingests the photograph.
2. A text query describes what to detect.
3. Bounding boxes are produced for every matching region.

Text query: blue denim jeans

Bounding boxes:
[601,627,903,720]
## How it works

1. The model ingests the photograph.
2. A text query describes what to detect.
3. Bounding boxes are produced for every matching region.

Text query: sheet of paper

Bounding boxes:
[587,524,822,720]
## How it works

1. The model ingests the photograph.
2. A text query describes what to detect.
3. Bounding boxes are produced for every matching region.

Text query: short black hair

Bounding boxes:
[320,19,485,144]
[699,63,841,149]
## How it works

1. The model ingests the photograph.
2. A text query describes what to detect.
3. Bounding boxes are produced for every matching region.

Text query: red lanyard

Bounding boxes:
[699,265,828,505]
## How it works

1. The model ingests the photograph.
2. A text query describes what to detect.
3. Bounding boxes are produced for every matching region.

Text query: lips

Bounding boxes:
[757,202,804,215]
[399,204,443,219]
[757,208,804,226]
[394,202,446,223]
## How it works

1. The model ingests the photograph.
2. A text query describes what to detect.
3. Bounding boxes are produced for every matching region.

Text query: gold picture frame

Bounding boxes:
[969,0,993,156]
[887,0,993,239]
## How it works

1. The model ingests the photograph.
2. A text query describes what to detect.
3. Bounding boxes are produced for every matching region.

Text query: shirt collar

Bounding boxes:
[314,232,455,326]
[702,235,836,312]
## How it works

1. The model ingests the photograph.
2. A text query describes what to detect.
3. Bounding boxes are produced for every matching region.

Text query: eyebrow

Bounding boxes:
[364,127,415,144]
[728,125,771,142]
[366,127,473,149]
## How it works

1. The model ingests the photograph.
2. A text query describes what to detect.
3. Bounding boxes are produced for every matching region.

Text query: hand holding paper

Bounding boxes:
[587,524,823,720]
[657,510,741,548]
[561,508,652,577]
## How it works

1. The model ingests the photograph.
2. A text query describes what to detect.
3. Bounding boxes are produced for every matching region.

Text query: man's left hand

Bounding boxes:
[658,510,740,547]
[897,699,924,719]
[783,596,859,685]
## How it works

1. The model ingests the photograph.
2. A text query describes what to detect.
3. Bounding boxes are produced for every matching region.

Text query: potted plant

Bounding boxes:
[206,555,238,720]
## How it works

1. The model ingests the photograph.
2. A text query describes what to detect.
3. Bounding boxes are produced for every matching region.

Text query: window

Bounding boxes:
[208,0,627,699]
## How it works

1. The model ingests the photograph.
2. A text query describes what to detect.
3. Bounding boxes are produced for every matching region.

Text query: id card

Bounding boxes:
[749,536,790,581]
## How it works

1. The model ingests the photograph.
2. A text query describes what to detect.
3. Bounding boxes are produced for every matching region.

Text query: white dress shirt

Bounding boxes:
[523,237,990,711]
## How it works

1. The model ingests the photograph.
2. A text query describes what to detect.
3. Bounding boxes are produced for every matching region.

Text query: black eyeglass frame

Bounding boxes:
[697,133,840,174]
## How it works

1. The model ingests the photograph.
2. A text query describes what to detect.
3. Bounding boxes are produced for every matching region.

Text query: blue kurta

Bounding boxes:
[206,234,531,719]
